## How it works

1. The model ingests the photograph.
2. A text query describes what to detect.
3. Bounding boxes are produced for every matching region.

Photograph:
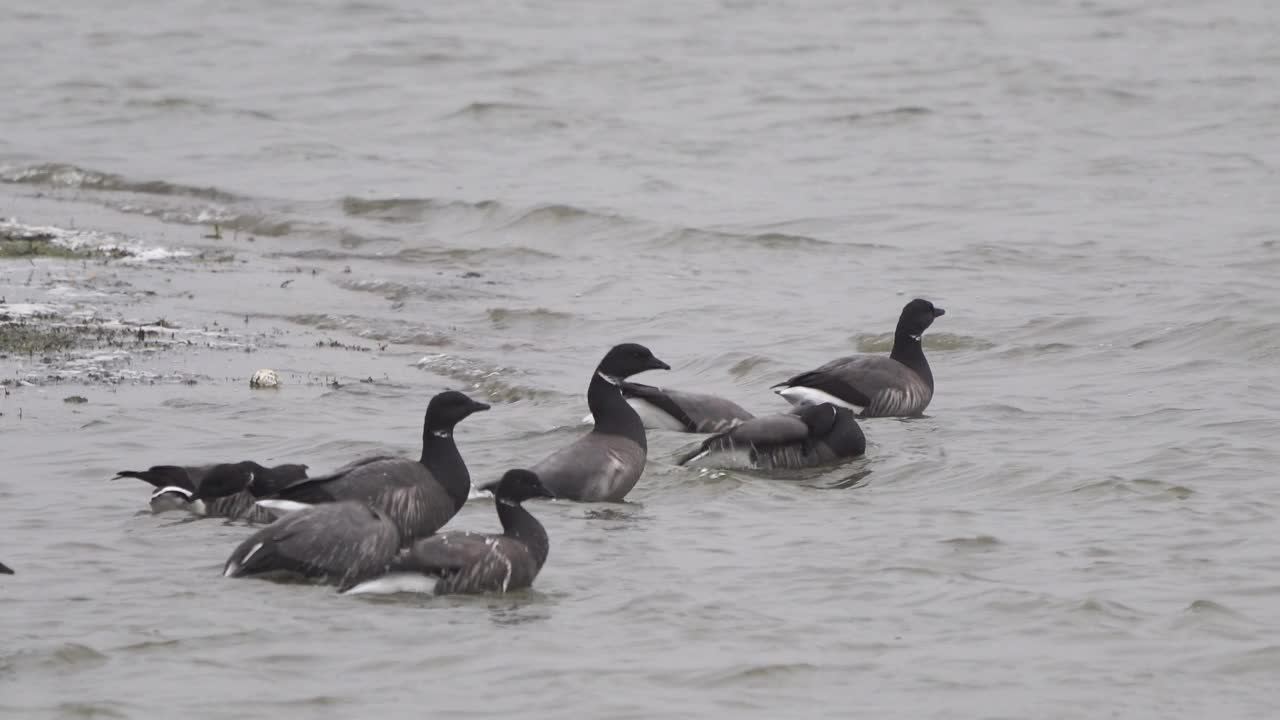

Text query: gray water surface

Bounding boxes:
[2,1,1280,718]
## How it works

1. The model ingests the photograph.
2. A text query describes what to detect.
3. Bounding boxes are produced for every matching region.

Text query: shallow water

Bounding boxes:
[3,0,1280,717]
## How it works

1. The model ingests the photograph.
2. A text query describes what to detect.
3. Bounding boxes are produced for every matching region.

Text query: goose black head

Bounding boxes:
[486,468,556,505]
[596,343,670,380]
[425,390,491,432]
[897,298,945,338]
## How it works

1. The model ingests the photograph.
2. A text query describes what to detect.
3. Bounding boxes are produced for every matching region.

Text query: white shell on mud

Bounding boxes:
[249,368,280,389]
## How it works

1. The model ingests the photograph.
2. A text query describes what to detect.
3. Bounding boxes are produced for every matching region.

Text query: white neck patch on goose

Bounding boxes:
[597,372,622,386]
[431,429,452,439]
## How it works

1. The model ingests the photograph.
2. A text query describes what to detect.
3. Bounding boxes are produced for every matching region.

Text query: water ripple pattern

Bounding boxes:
[2,1,1279,719]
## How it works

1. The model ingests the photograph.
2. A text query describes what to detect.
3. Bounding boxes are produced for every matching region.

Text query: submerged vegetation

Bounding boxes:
[0,315,160,357]
[0,226,129,260]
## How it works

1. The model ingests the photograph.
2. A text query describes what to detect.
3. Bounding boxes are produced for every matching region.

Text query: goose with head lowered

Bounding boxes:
[113,461,308,521]
[344,468,555,596]
[255,390,489,545]
[584,380,754,434]
[772,298,945,418]
[677,402,865,470]
[531,343,669,502]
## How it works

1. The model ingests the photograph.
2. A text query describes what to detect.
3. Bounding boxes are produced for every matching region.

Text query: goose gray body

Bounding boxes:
[678,403,866,470]
[223,501,400,591]
[345,469,554,596]
[532,344,670,503]
[532,432,647,503]
[611,381,754,433]
[258,391,490,545]
[773,298,945,418]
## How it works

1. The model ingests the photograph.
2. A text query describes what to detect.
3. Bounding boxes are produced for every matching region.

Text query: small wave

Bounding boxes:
[397,245,558,264]
[341,194,631,240]
[826,105,933,125]
[343,49,474,67]
[0,643,108,675]
[653,226,836,250]
[277,243,558,263]
[1212,645,1280,676]
[940,534,1002,549]
[440,101,569,131]
[963,402,1031,415]
[1072,597,1142,621]
[699,662,819,687]
[414,353,548,402]
[124,96,276,120]
[52,704,130,719]
[486,307,572,329]
[286,313,451,347]
[1,162,242,203]
[271,244,553,266]
[340,195,500,223]
[727,355,776,379]
[331,277,507,303]
[995,342,1079,359]
[266,248,375,262]
[1067,475,1193,500]
[1185,599,1248,620]
[106,202,293,237]
[496,203,627,233]
[1129,317,1280,360]
[443,101,550,118]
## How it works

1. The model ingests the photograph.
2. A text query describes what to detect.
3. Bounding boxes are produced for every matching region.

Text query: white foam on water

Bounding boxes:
[0,303,59,319]
[1,218,193,264]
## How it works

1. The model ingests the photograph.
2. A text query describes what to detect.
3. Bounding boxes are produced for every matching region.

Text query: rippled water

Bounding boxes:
[3,1,1280,717]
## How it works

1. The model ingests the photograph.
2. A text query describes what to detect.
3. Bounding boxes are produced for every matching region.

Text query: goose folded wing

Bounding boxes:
[618,381,697,429]
[395,531,494,574]
[230,503,395,581]
[400,533,531,593]
[682,413,811,464]
[720,413,811,447]
[621,381,754,432]
[267,455,401,503]
[782,355,918,408]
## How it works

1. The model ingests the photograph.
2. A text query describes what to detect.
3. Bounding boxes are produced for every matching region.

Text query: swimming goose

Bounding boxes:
[772,298,945,417]
[344,468,555,596]
[256,390,489,545]
[678,403,865,470]
[531,343,669,502]
[223,500,400,590]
